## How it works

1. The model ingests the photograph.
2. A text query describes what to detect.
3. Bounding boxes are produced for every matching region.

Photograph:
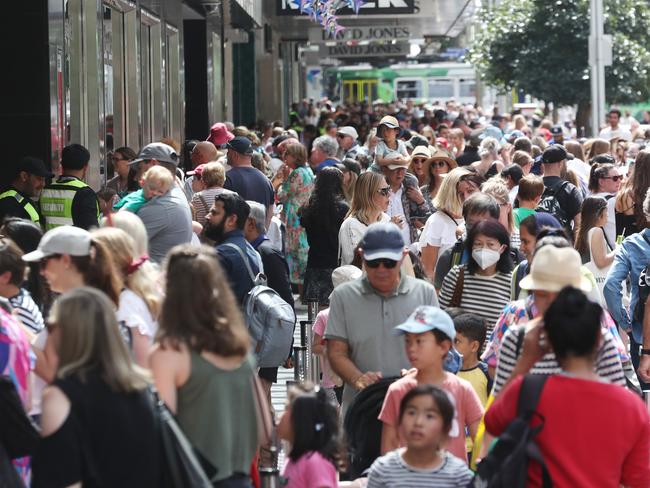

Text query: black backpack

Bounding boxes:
[536,180,570,228]
[343,377,398,479]
[633,234,650,324]
[469,374,552,488]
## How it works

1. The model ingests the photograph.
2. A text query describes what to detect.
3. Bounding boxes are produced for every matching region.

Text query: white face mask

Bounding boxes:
[472,247,502,270]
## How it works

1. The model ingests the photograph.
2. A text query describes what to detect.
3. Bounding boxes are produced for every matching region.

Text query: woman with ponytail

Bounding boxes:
[22,225,123,382]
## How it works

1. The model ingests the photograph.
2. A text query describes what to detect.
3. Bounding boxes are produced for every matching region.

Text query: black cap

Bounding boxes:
[61,144,90,170]
[226,136,253,155]
[542,145,568,164]
[16,157,54,178]
[550,125,563,136]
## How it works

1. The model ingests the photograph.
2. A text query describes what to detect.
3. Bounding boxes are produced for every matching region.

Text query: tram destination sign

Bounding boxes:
[309,25,421,43]
[276,0,416,16]
[319,42,410,58]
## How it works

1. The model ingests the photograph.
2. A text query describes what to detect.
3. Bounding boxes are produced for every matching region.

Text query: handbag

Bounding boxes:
[0,376,39,459]
[149,388,213,488]
[449,265,466,308]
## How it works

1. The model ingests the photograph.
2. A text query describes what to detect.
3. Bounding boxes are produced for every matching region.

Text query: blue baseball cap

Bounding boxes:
[359,222,405,261]
[226,136,253,155]
[394,306,456,341]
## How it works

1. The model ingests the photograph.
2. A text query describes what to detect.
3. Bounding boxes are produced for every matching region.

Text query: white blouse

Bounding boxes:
[338,213,391,265]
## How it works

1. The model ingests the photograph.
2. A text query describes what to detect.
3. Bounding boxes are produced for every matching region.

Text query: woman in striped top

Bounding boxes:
[439,220,513,339]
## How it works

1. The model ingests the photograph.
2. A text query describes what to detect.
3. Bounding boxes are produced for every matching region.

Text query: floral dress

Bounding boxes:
[0,306,35,484]
[278,166,315,284]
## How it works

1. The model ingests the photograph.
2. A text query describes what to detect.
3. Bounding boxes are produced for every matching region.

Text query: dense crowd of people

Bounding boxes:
[0,99,649,487]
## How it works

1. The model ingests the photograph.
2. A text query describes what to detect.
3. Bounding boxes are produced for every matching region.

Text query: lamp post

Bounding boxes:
[589,0,612,136]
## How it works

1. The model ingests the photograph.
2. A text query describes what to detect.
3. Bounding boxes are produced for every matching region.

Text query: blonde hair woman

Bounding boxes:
[33,287,161,486]
[92,227,161,367]
[150,245,266,486]
[419,167,469,279]
[338,171,391,265]
[481,176,518,247]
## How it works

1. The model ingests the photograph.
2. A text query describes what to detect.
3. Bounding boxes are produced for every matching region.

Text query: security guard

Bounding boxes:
[40,144,100,230]
[0,157,52,226]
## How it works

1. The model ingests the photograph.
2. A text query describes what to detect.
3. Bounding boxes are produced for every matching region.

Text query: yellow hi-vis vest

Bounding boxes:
[40,178,98,230]
[0,189,40,224]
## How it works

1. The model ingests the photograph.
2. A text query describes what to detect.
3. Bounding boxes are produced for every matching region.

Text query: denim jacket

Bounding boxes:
[604,228,650,343]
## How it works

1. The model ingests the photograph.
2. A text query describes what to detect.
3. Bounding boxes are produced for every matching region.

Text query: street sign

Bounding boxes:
[276,0,416,16]
[319,42,410,58]
[308,24,420,43]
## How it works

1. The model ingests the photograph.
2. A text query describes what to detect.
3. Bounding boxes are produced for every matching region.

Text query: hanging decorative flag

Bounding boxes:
[291,0,366,37]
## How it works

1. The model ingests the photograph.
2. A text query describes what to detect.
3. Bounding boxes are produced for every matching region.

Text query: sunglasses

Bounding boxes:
[411,158,427,165]
[430,161,448,168]
[377,187,391,197]
[40,254,62,269]
[601,175,623,182]
[365,258,399,269]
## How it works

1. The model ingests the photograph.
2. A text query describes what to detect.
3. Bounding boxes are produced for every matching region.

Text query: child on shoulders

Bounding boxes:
[371,115,409,173]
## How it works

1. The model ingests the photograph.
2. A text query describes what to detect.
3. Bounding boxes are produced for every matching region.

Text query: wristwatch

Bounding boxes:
[640,348,650,356]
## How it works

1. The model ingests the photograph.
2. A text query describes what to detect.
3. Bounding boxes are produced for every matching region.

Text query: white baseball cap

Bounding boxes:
[337,126,359,140]
[22,226,92,262]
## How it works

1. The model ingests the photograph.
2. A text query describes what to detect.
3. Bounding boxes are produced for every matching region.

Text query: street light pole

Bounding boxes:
[589,0,612,136]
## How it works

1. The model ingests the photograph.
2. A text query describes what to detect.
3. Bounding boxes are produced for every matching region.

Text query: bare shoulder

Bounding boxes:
[41,385,71,437]
[150,341,191,383]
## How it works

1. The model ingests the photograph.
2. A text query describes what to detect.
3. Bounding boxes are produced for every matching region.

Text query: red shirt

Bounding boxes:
[485,375,650,488]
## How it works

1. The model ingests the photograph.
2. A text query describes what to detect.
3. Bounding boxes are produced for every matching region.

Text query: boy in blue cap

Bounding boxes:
[378,305,483,465]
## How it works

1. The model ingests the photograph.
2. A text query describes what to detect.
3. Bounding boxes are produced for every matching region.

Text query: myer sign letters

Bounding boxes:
[276,0,416,16]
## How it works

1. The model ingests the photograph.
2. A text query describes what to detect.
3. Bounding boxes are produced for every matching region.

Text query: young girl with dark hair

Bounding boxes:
[369,385,474,487]
[278,383,342,488]
[486,287,650,487]
[439,220,514,336]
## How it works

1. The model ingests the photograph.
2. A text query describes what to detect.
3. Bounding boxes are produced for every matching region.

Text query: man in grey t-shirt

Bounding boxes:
[325,223,439,411]
[130,143,193,263]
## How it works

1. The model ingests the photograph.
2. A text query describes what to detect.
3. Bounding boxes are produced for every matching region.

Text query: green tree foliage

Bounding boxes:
[468,0,650,107]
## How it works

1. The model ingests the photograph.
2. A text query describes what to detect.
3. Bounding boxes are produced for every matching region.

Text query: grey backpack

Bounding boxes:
[224,244,296,368]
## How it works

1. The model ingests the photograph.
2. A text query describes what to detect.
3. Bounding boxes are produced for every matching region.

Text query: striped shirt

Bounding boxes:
[439,265,512,337]
[493,324,626,395]
[367,449,474,488]
[9,288,44,334]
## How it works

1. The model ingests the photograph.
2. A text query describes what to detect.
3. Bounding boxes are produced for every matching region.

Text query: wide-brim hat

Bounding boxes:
[519,246,592,292]
[427,148,457,172]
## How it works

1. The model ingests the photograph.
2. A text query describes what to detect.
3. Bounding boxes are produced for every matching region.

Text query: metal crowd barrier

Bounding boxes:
[292,300,322,385]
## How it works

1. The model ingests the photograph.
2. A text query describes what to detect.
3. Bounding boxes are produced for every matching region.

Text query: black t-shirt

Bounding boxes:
[542,176,583,222]
[455,147,480,166]
[71,186,100,230]
[31,373,161,487]
[256,239,295,308]
[224,166,274,208]
[301,200,349,269]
